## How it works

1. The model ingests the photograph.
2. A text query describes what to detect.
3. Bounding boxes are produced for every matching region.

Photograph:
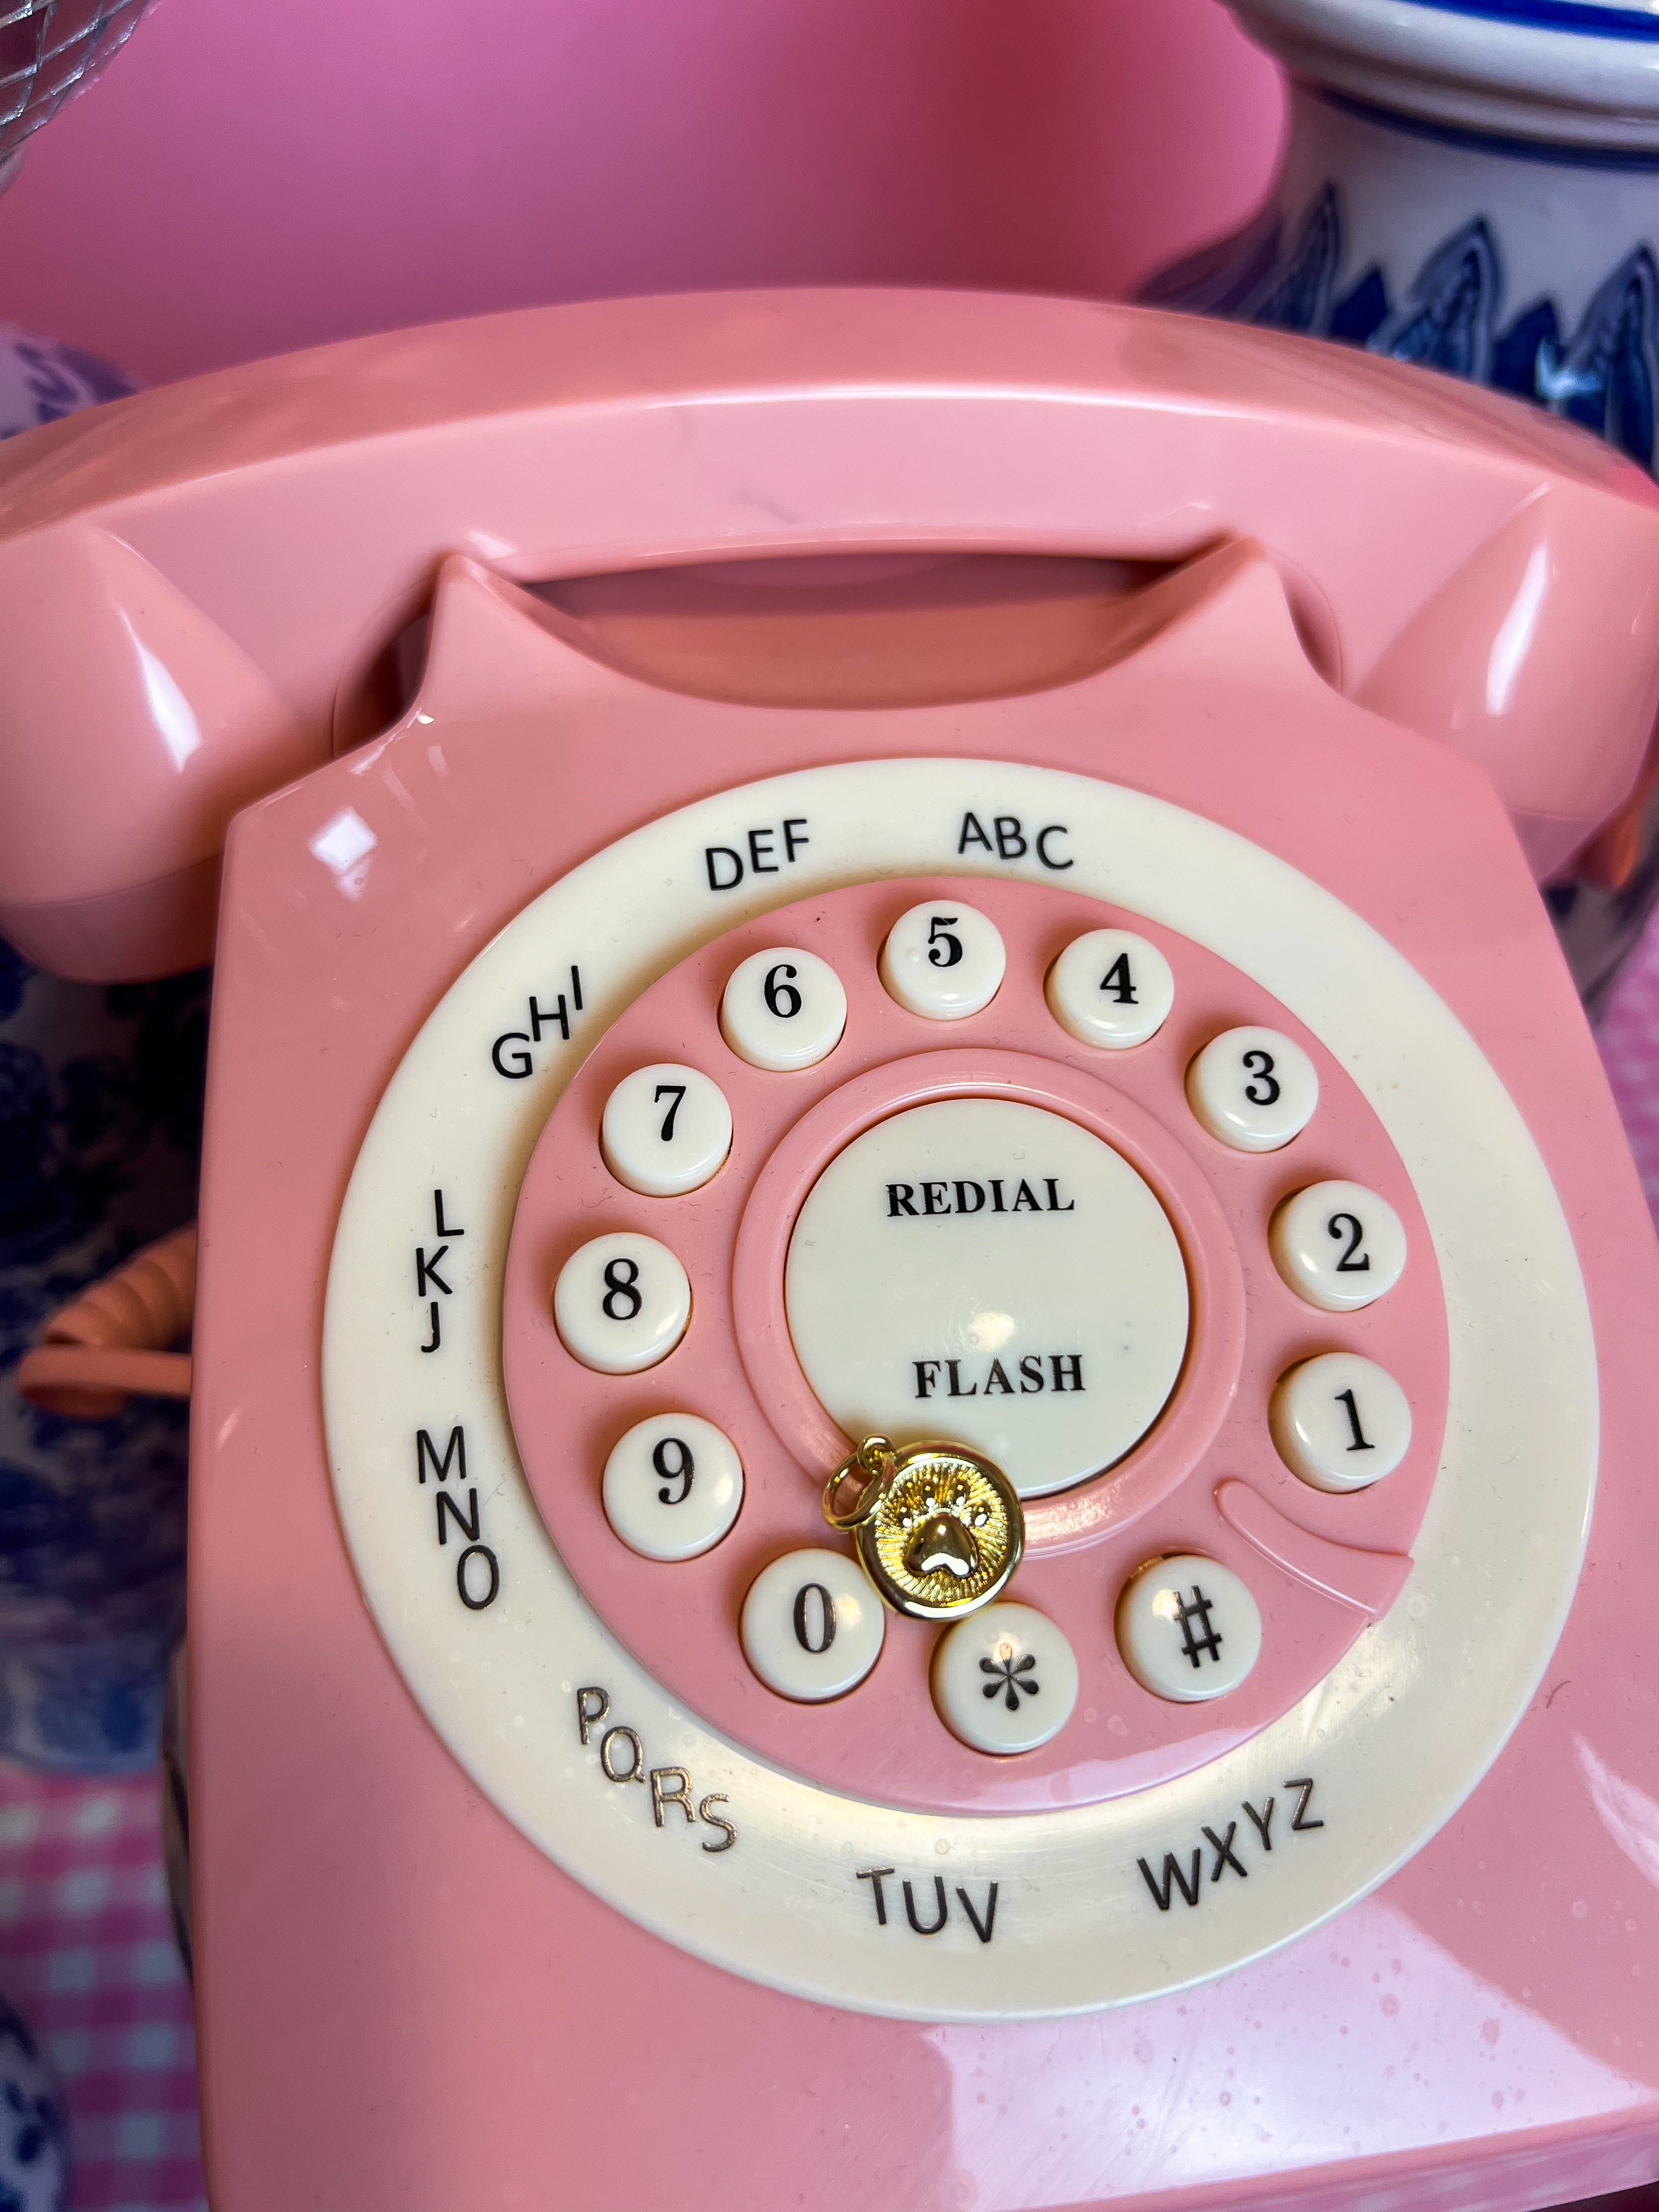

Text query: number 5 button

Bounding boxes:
[553,1232,691,1373]
[601,1064,732,1197]
[1187,1026,1318,1152]
[1271,1181,1406,1311]
[741,1548,885,1701]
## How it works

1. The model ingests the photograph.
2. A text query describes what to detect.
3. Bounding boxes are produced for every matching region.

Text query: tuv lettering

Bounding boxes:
[855,1867,1001,1944]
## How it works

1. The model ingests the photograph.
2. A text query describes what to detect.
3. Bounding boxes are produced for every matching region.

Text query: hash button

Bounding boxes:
[1116,1554,1262,1702]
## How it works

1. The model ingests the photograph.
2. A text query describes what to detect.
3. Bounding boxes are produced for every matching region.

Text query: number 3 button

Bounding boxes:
[1271,1181,1406,1311]
[553,1232,691,1373]
[1187,1026,1318,1153]
[603,1413,744,1559]
[741,1548,885,1701]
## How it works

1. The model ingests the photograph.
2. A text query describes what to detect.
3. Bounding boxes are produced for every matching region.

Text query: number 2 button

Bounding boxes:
[553,1232,692,1373]
[601,1063,732,1196]
[1186,1026,1318,1153]
[1271,1181,1406,1311]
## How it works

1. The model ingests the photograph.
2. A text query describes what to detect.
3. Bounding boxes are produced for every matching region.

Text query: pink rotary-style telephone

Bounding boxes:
[3,290,1659,2211]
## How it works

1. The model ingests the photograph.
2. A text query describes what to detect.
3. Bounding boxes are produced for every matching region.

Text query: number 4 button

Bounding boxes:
[1271,1181,1406,1311]
[1046,929,1175,1049]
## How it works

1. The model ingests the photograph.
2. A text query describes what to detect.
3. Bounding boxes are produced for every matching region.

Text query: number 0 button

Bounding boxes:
[881,901,1005,1020]
[741,1548,884,1701]
[1186,1026,1318,1153]
[601,1064,732,1197]
[602,1413,744,1559]
[1271,1181,1406,1311]
[552,1232,691,1374]
[721,947,847,1071]
[1116,1554,1262,1703]
[1046,929,1175,1049]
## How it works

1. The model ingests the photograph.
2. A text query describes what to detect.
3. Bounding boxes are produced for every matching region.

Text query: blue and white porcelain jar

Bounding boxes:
[0,331,206,1773]
[1144,0,1659,1003]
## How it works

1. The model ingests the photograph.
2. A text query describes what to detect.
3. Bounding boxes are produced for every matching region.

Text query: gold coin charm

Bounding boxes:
[821,1435,1024,1621]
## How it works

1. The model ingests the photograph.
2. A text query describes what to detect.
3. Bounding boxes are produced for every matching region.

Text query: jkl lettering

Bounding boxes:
[1137,1778,1324,1911]
[575,1688,737,1854]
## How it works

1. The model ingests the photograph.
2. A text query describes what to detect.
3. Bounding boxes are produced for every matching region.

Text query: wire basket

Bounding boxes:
[0,0,156,167]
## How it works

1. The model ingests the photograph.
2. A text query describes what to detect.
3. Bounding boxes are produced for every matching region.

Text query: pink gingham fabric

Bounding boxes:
[0,1767,202,2210]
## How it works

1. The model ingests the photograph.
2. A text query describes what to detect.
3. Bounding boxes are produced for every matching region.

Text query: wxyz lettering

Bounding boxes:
[1136,1779,1324,1911]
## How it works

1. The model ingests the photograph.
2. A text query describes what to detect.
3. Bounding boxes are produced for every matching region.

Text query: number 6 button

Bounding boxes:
[601,1063,732,1197]
[553,1232,691,1373]
[721,947,847,1071]
[1186,1026,1318,1152]
[1271,1181,1406,1311]
[603,1413,744,1559]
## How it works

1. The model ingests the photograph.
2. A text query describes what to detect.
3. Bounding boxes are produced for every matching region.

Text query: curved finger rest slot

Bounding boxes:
[1215,1479,1413,1620]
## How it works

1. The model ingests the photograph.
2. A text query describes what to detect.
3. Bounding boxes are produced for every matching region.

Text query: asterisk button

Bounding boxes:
[934,1603,1079,1754]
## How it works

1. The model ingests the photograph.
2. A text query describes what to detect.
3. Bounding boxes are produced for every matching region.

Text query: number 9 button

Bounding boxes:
[1187,1025,1318,1152]
[602,1412,744,1559]
[553,1231,691,1374]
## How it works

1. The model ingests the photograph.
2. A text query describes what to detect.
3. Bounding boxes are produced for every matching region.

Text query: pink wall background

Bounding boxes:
[0,0,1283,387]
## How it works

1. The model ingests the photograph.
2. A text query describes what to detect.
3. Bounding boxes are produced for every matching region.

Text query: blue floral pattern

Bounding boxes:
[1146,183,1659,471]
[0,329,206,1772]
[0,1997,65,2212]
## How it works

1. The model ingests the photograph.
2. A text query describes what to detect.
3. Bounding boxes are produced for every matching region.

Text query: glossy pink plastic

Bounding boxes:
[506,876,1444,1816]
[173,278,1659,2211]
[1,292,1658,975]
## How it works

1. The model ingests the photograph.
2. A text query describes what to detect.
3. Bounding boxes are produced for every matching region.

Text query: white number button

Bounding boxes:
[720,948,847,1071]
[1186,1026,1318,1152]
[552,1232,691,1374]
[601,1063,732,1197]
[880,901,1005,1020]
[1116,1554,1262,1702]
[740,1548,884,1701]
[602,1412,743,1559]
[932,1602,1079,1754]
[1270,1353,1412,1492]
[1046,929,1175,1049]
[1271,1180,1406,1311]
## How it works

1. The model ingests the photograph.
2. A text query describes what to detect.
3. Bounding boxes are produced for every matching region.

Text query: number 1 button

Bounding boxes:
[1186,1026,1318,1153]
[1271,1180,1406,1311]
[601,1064,732,1197]
[1046,929,1175,1049]
[553,1232,691,1374]
[721,947,848,1071]
[741,1548,884,1701]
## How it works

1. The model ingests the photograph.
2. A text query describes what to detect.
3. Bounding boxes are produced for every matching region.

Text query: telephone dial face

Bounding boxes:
[321,742,1586,2020]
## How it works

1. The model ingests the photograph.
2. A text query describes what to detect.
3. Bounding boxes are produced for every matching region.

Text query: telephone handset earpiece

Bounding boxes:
[0,290,1654,980]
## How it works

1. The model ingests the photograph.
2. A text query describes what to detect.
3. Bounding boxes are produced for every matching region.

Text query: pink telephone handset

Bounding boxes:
[7,292,1659,2212]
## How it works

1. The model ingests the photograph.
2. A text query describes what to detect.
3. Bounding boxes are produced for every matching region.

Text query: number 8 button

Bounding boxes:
[1271,1181,1406,1311]
[1187,1025,1319,1152]
[553,1232,692,1373]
